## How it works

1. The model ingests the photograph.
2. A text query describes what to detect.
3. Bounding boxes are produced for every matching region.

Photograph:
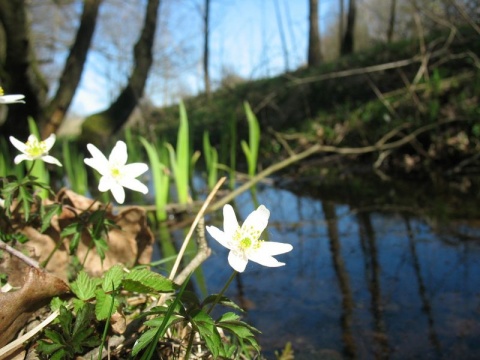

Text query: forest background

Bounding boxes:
[0,0,479,174]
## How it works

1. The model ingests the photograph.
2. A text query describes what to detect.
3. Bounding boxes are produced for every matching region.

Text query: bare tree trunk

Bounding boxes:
[0,0,47,141]
[203,0,211,98]
[387,0,396,43]
[339,0,344,56]
[308,0,323,67]
[40,0,102,139]
[80,0,161,145]
[340,0,356,55]
[273,0,289,71]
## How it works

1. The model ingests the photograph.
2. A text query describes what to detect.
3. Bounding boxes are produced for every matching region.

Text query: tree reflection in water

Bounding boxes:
[177,176,480,359]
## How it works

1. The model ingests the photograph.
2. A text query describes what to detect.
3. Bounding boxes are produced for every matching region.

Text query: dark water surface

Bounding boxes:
[165,174,480,359]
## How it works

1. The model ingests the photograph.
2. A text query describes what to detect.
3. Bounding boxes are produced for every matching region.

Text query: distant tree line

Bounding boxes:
[0,0,478,143]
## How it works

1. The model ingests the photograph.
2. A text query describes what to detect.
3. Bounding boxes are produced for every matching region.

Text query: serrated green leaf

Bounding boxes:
[72,298,85,313]
[37,340,65,355]
[61,223,81,238]
[95,289,118,321]
[218,322,256,339]
[217,311,241,323]
[51,349,70,360]
[43,329,65,345]
[70,271,99,300]
[191,309,222,358]
[102,264,124,292]
[72,302,94,336]
[132,327,158,357]
[123,268,175,293]
[49,297,65,311]
[57,306,73,333]
[41,203,62,233]
[202,294,244,312]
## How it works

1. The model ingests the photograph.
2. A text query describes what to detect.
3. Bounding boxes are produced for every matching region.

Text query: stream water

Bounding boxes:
[161,172,480,359]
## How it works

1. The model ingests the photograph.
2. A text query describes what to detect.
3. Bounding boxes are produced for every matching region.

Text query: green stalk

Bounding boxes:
[140,137,170,222]
[240,102,260,178]
[203,131,218,190]
[166,101,190,204]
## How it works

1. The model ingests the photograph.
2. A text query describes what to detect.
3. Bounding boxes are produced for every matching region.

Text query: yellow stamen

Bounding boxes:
[25,137,48,158]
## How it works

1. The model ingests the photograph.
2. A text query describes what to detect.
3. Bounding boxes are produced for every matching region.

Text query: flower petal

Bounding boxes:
[109,141,128,166]
[228,251,248,272]
[84,144,109,174]
[123,162,149,177]
[242,205,270,235]
[98,176,114,192]
[110,182,126,204]
[42,134,56,152]
[14,154,29,164]
[120,178,148,194]
[206,226,231,249]
[257,241,293,256]
[0,95,25,104]
[223,204,239,239]
[42,155,62,167]
[248,252,285,268]
[9,136,27,153]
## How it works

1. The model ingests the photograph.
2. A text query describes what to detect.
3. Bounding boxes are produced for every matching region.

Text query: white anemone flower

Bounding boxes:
[206,204,293,272]
[84,141,149,204]
[9,134,62,166]
[0,87,25,104]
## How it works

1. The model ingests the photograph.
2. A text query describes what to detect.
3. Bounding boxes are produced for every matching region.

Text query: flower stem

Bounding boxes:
[207,270,237,314]
[25,160,36,177]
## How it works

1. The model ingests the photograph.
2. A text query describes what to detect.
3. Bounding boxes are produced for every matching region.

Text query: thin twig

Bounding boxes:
[173,218,211,286]
[168,177,226,282]
[0,309,59,358]
[0,239,39,268]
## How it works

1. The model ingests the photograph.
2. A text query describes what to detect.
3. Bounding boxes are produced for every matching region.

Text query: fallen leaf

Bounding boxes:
[0,265,69,347]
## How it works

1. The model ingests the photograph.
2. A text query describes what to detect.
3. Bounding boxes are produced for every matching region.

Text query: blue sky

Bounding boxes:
[70,0,338,115]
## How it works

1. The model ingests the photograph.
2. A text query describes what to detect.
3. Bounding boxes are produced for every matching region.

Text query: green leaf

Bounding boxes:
[132,327,158,357]
[95,289,118,321]
[102,264,124,292]
[37,340,65,355]
[202,294,244,312]
[123,268,175,294]
[191,309,223,358]
[41,203,62,233]
[50,297,66,312]
[70,271,99,301]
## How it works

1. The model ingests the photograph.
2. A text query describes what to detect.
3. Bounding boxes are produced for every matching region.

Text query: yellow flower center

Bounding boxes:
[240,237,252,249]
[110,166,121,179]
[25,137,47,158]
[234,225,262,252]
[0,87,4,96]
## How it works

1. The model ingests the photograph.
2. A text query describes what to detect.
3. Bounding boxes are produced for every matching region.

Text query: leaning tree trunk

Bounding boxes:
[340,0,356,56]
[386,0,396,43]
[307,0,322,67]
[203,0,211,98]
[0,0,47,141]
[80,0,161,146]
[40,0,103,139]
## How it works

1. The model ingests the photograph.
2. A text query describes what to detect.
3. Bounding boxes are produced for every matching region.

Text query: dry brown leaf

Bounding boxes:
[23,188,154,279]
[0,265,69,347]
